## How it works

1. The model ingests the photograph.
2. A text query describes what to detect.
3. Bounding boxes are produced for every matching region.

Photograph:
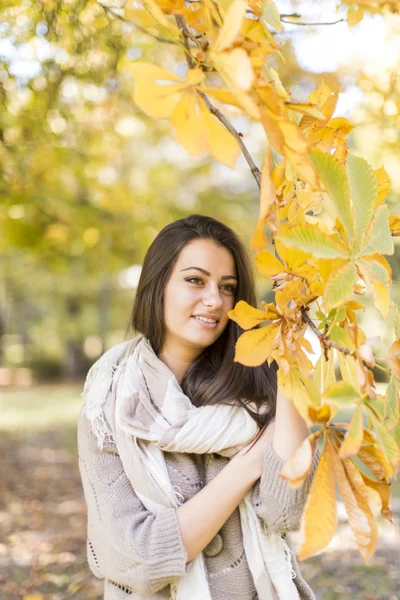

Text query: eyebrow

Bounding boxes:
[180,266,238,281]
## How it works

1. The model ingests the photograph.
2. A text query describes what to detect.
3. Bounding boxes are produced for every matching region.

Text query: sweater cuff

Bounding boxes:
[260,441,320,508]
[143,506,189,579]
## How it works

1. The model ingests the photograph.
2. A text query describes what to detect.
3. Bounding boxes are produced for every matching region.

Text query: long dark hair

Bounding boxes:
[126,214,278,429]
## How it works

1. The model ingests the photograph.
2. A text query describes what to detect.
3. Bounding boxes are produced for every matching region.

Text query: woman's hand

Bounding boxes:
[232,419,276,477]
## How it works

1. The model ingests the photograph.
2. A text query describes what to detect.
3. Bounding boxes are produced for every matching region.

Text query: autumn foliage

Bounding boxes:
[117,0,400,562]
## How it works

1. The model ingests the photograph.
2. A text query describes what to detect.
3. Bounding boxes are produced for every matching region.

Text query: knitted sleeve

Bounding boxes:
[77,409,189,594]
[252,441,321,534]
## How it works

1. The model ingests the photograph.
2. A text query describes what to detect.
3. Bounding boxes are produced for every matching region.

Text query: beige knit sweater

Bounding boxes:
[78,397,321,600]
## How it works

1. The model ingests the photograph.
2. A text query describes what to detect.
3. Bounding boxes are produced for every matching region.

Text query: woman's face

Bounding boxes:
[162,238,238,352]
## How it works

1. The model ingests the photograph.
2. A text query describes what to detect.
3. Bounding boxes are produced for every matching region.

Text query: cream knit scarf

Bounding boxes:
[82,334,300,600]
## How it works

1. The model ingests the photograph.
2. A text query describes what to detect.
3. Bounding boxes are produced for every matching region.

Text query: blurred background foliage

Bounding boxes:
[1,0,400,381]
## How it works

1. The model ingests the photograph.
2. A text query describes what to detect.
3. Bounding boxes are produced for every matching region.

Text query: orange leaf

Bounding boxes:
[228,300,273,330]
[297,433,338,560]
[339,404,364,458]
[334,454,378,562]
[234,322,280,366]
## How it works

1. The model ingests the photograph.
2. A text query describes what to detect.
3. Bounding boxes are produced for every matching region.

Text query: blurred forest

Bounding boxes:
[1,1,400,599]
[1,0,400,382]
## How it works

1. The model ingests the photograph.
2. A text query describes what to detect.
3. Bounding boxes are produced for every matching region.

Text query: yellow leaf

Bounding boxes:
[127,62,186,118]
[360,254,392,285]
[142,0,179,32]
[357,443,393,481]
[212,47,254,91]
[260,301,282,320]
[359,471,393,522]
[278,367,320,424]
[266,65,289,99]
[234,322,281,366]
[284,102,325,120]
[255,250,284,277]
[259,104,285,154]
[308,403,337,424]
[228,300,273,330]
[339,405,364,458]
[201,87,243,110]
[253,142,278,244]
[374,166,391,207]
[313,347,336,391]
[198,97,241,167]
[389,215,400,236]
[300,81,338,131]
[280,121,310,154]
[214,0,247,52]
[280,431,322,488]
[347,6,365,26]
[334,454,378,561]
[323,261,358,310]
[171,92,208,155]
[297,434,338,560]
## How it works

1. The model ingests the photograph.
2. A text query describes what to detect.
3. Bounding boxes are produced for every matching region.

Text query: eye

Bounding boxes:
[185,277,236,294]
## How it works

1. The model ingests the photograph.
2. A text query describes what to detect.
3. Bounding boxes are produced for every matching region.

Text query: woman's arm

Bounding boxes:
[271,387,311,461]
[176,452,260,563]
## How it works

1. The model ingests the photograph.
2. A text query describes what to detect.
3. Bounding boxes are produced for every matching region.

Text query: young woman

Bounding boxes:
[77,214,320,600]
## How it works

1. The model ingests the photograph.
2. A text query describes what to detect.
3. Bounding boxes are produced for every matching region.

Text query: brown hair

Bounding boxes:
[126,214,277,429]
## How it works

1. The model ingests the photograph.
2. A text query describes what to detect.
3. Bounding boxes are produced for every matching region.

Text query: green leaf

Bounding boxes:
[358,257,390,286]
[359,205,394,257]
[347,154,378,253]
[323,261,358,309]
[310,148,354,246]
[278,225,349,258]
[393,304,400,339]
[384,375,399,428]
[370,414,400,467]
[363,396,386,422]
[262,1,283,32]
[323,380,361,406]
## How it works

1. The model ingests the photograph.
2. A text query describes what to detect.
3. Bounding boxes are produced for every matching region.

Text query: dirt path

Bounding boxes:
[0,427,399,599]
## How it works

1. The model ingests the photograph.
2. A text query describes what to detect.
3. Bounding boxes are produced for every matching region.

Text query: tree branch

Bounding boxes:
[175,15,261,188]
[175,12,363,366]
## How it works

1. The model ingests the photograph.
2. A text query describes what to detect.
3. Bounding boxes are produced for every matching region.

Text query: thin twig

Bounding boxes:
[175,15,197,69]
[175,15,261,188]
[96,0,176,44]
[301,307,356,357]
[281,14,346,26]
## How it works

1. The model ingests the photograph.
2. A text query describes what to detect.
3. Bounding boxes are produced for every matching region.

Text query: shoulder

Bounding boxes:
[80,336,142,450]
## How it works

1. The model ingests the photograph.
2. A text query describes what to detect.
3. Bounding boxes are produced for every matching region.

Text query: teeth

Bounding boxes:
[194,316,217,323]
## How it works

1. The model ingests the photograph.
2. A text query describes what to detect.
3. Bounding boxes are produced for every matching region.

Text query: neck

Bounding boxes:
[157,340,202,385]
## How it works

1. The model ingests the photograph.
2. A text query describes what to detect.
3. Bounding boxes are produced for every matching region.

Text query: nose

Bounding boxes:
[202,284,223,310]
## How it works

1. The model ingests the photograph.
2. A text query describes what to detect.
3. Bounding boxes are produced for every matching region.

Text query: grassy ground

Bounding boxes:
[0,384,399,599]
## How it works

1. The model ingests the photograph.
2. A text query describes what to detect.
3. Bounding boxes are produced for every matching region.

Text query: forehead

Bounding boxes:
[176,239,236,272]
